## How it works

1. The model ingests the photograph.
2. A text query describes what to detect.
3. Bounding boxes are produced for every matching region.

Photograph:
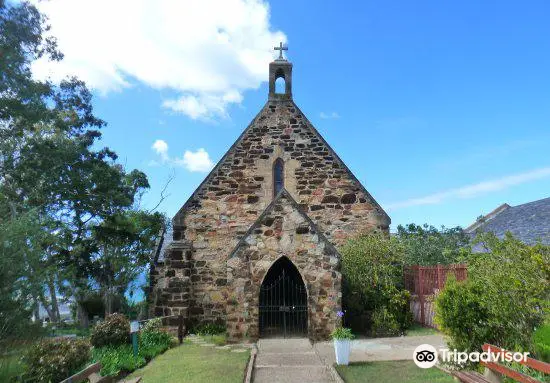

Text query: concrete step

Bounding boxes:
[253,366,333,383]
[257,338,313,353]
[255,352,322,367]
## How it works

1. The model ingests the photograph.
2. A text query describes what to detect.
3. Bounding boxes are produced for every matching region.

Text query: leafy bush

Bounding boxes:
[532,324,550,362]
[23,338,91,382]
[435,233,549,355]
[142,317,163,333]
[139,319,172,359]
[192,323,226,335]
[92,323,172,376]
[371,307,401,337]
[340,233,412,335]
[92,344,146,376]
[90,313,130,348]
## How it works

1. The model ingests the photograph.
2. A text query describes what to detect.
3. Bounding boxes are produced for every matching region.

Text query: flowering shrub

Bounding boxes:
[331,311,355,340]
[90,313,130,348]
[23,338,91,382]
[139,318,172,359]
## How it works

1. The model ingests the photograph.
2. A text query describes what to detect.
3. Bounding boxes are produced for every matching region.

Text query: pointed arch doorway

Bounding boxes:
[259,257,308,338]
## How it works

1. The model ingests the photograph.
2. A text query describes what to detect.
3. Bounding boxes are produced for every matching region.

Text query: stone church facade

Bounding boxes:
[149,50,390,342]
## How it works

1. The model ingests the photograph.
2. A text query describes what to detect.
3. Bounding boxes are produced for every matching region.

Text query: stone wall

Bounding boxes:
[167,99,388,327]
[226,191,341,342]
[149,241,193,325]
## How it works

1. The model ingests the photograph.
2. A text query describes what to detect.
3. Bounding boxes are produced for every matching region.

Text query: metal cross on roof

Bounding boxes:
[274,42,288,60]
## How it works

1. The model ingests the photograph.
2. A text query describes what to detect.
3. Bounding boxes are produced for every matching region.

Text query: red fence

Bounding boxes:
[403,264,467,327]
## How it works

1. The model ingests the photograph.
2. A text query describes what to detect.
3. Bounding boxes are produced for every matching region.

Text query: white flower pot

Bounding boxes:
[334,339,351,365]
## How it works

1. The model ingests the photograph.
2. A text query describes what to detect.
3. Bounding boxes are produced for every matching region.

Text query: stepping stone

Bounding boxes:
[200,343,215,347]
[215,345,231,350]
[231,349,248,353]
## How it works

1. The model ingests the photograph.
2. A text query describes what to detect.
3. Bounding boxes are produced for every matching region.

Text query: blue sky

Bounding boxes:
[32,0,550,230]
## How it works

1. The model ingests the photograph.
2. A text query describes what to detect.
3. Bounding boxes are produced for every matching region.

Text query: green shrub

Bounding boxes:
[435,277,489,353]
[92,324,172,377]
[532,324,550,362]
[192,323,226,335]
[92,344,146,376]
[23,338,91,382]
[371,307,401,337]
[435,233,549,355]
[139,320,172,359]
[340,232,413,335]
[90,313,130,348]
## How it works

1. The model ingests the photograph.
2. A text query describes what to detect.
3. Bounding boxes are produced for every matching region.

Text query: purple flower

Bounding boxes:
[337,310,344,318]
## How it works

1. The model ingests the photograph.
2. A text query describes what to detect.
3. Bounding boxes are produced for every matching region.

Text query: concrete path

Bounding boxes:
[314,334,446,365]
[253,338,334,383]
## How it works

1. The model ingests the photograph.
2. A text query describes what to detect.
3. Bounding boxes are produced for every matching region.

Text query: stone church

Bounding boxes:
[149,46,390,342]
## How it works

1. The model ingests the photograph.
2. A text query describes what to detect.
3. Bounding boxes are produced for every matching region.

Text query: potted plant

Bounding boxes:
[331,310,354,365]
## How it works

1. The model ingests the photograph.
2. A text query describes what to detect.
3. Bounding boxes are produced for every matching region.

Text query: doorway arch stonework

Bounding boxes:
[226,190,341,342]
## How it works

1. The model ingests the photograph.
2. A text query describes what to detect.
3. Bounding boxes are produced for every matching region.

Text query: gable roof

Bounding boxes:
[228,188,340,258]
[467,196,550,246]
[173,99,390,224]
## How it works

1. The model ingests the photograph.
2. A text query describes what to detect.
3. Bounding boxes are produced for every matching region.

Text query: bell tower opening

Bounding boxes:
[269,42,292,100]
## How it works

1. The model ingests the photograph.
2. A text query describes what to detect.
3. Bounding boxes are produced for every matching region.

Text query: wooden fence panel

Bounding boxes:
[404,264,467,328]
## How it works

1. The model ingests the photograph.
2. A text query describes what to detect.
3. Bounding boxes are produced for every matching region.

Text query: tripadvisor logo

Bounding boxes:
[413,344,530,368]
[413,344,438,368]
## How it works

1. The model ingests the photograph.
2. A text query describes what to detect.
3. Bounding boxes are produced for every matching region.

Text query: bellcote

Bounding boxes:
[269,43,292,101]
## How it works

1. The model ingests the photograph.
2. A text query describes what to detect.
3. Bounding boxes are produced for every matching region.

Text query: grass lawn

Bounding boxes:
[0,353,25,382]
[335,360,454,383]
[405,323,439,336]
[127,342,250,383]
[198,334,227,346]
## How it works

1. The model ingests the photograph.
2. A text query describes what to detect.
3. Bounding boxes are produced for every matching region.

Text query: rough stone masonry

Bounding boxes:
[149,50,390,342]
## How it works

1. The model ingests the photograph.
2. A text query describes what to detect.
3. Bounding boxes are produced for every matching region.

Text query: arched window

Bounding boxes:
[275,77,286,94]
[273,158,284,196]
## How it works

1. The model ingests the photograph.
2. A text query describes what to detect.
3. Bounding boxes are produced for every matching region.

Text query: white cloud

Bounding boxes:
[320,112,340,119]
[176,149,215,172]
[31,0,286,120]
[151,140,214,172]
[385,166,550,210]
[151,139,169,161]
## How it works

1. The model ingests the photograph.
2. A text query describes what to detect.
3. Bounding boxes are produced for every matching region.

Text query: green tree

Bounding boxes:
[397,223,471,265]
[0,1,163,330]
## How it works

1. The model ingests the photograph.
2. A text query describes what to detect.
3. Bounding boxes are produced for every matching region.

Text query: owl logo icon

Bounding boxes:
[413,344,438,368]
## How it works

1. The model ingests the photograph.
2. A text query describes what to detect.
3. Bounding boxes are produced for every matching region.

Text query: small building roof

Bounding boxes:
[466,196,550,246]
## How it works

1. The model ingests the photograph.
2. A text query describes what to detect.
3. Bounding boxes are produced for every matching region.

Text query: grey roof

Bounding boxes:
[469,197,550,246]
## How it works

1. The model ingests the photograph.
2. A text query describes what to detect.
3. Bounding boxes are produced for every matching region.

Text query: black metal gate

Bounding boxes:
[259,269,307,337]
